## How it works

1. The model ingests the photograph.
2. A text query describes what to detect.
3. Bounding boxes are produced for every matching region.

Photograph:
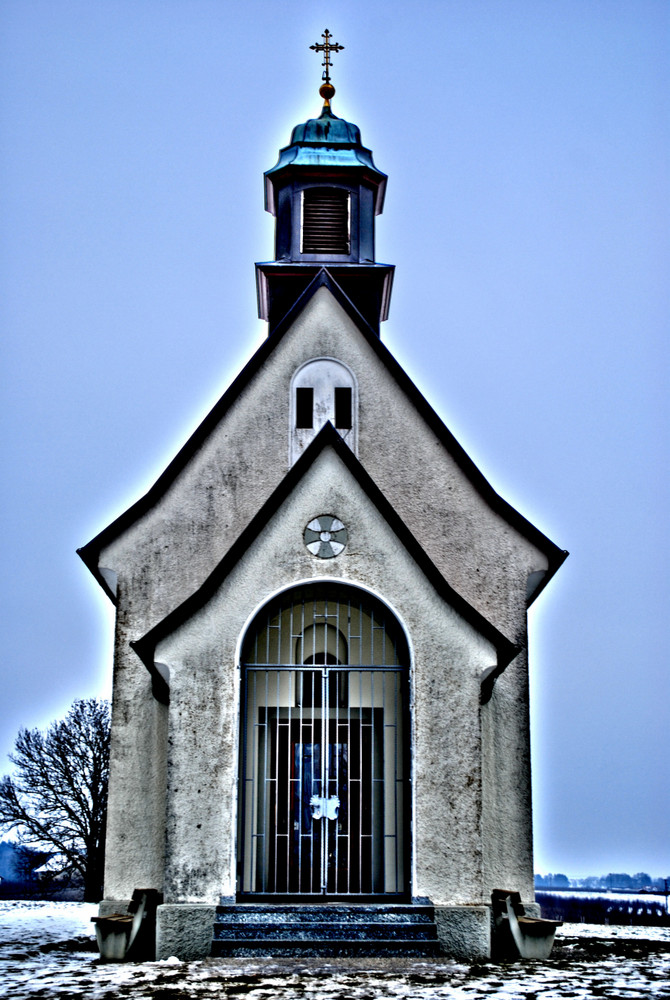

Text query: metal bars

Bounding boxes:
[238,584,409,898]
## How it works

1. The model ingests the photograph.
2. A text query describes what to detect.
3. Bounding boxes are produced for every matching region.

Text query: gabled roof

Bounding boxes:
[131,422,520,693]
[78,267,567,604]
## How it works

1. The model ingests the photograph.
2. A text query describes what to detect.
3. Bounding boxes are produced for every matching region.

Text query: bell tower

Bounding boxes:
[256,31,394,336]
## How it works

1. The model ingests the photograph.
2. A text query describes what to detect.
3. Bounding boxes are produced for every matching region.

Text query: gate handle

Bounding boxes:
[309,794,340,820]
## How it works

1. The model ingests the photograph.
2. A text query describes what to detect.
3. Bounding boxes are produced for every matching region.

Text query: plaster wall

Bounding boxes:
[103,597,168,898]
[480,644,535,900]
[151,446,500,906]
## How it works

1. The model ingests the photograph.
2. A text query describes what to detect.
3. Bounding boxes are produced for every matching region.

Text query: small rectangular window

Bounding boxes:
[296,387,313,428]
[334,387,352,429]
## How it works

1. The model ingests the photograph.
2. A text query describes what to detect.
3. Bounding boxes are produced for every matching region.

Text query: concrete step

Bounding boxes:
[213,921,437,941]
[215,903,435,922]
[211,937,441,958]
[211,902,441,958]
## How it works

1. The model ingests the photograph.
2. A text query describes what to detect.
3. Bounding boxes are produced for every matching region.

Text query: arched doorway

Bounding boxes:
[238,583,410,900]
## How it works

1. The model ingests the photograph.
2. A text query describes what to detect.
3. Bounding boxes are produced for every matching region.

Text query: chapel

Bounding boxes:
[79,35,566,961]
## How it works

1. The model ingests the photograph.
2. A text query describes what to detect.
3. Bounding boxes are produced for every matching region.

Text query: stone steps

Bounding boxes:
[211,903,441,957]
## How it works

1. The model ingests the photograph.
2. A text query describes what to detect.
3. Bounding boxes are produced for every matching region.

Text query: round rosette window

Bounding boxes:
[304,515,348,559]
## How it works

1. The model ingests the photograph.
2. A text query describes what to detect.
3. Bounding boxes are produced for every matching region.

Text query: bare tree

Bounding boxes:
[0,698,110,901]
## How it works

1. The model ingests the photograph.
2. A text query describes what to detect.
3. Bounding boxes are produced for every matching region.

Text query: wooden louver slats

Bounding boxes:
[302,189,350,254]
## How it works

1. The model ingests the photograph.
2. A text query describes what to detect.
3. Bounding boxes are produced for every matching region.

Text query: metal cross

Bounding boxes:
[310,29,344,85]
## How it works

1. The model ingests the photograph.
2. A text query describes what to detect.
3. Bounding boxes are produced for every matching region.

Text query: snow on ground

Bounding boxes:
[0,900,97,950]
[0,901,668,999]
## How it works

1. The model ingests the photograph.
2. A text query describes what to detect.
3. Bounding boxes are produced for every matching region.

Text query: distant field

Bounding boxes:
[537,890,670,926]
[541,889,669,902]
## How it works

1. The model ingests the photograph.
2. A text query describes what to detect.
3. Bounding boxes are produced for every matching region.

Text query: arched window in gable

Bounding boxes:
[290,358,358,466]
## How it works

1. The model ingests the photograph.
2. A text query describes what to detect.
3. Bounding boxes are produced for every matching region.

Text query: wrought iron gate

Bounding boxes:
[238,585,409,899]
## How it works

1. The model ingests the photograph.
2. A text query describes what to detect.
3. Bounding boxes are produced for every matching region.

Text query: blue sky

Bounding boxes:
[1,0,668,878]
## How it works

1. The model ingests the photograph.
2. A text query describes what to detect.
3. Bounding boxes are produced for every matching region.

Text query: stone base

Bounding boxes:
[433,905,491,961]
[156,904,217,961]
[155,901,493,962]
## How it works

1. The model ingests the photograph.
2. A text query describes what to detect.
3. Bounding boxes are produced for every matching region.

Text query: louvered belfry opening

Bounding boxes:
[301,188,350,255]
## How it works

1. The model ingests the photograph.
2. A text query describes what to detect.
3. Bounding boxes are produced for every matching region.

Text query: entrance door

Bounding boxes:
[238,586,409,899]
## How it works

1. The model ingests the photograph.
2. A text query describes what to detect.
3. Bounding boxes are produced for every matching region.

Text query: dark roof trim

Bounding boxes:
[255,262,395,328]
[131,423,519,673]
[79,268,566,603]
[268,265,382,340]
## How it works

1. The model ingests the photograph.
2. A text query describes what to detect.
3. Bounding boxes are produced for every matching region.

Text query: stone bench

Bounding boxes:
[491,889,562,960]
[91,888,162,961]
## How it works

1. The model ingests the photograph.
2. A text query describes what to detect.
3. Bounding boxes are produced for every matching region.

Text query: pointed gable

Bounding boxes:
[131,423,517,698]
[79,270,565,639]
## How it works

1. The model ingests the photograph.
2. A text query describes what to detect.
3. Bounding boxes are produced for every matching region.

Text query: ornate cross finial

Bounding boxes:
[310,29,344,105]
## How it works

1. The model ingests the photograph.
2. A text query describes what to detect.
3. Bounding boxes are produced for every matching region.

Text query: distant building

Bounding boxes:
[0,842,18,882]
[79,59,566,960]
